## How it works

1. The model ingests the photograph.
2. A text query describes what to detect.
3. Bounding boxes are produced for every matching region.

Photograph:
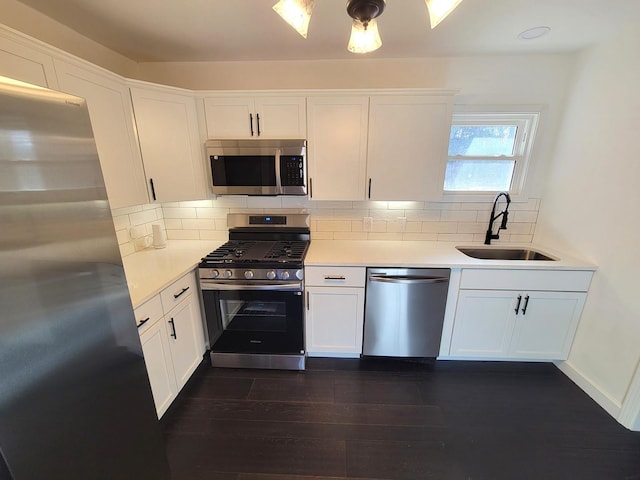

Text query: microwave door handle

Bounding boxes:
[275,148,283,194]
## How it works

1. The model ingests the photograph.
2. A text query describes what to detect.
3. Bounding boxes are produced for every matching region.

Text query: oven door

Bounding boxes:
[200,282,304,355]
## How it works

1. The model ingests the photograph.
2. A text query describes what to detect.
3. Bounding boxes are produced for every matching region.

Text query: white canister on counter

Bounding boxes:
[152,224,167,249]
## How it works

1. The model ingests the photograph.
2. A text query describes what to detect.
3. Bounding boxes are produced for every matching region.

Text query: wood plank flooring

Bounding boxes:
[161,358,640,480]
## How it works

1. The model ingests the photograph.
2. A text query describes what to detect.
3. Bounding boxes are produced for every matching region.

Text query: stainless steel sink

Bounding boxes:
[456,247,556,261]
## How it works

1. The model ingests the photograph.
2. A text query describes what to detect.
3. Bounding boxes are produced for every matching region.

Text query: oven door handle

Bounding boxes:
[200,281,302,291]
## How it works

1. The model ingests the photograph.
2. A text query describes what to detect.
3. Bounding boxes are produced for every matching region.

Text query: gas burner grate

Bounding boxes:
[206,241,257,260]
[263,241,309,261]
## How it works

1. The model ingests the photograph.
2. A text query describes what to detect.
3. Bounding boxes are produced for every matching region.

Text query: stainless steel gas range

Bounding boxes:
[198,213,310,370]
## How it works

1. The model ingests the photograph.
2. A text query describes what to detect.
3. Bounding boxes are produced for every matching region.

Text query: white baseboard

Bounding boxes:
[555,360,622,420]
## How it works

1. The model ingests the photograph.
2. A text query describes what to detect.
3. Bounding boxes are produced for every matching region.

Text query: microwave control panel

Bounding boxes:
[281,155,305,186]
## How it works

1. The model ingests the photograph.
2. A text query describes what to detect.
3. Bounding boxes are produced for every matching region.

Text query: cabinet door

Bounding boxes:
[509,291,586,360]
[307,96,369,200]
[131,86,206,202]
[367,95,452,201]
[140,319,178,418]
[253,96,306,139]
[306,286,365,357]
[55,60,148,208]
[166,294,206,391]
[0,33,58,88]
[450,290,517,357]
[203,96,255,138]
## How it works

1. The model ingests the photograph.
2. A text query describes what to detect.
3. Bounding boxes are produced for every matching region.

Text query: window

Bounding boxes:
[443,111,539,196]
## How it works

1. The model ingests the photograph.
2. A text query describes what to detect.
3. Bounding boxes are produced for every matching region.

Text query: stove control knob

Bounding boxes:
[244,270,254,280]
[210,269,220,279]
[224,270,233,279]
[281,271,290,280]
[267,270,277,280]
[296,269,304,280]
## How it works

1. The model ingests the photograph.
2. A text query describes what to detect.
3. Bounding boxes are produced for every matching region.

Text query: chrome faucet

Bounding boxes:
[484,191,511,245]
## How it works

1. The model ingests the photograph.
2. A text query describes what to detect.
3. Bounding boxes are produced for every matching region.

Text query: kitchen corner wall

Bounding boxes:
[112,197,540,257]
[111,204,165,257]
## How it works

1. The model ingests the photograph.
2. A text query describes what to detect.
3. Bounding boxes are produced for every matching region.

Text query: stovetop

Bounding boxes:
[199,239,310,268]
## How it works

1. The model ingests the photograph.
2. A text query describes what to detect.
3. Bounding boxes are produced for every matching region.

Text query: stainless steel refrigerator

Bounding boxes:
[0,77,170,479]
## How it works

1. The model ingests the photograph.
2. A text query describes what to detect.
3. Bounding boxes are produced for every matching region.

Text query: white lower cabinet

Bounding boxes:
[139,319,177,418]
[305,266,366,357]
[449,269,591,360]
[165,296,205,391]
[135,271,205,417]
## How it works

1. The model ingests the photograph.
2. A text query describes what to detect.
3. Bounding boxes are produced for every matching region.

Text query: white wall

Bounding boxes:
[1,0,138,77]
[534,22,640,428]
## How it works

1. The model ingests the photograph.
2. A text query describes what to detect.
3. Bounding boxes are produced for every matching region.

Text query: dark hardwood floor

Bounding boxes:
[161,358,640,480]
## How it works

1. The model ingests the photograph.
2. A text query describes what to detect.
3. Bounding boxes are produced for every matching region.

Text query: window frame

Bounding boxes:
[442,108,540,201]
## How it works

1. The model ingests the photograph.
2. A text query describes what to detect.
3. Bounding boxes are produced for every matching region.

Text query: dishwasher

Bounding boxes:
[363,268,450,358]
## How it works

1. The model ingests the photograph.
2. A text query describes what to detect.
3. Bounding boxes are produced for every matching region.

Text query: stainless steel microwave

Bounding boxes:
[206,139,307,196]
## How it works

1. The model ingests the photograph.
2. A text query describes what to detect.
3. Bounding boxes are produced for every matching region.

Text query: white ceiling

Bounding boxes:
[14,0,640,62]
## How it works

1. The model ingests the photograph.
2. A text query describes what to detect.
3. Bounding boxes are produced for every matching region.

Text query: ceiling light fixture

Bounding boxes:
[272,0,315,39]
[346,0,386,53]
[348,18,383,54]
[272,0,462,54]
[424,0,463,28]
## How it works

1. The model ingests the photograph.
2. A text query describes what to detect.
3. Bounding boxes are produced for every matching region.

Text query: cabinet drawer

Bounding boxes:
[160,272,197,312]
[305,266,366,287]
[134,294,163,331]
[460,269,593,292]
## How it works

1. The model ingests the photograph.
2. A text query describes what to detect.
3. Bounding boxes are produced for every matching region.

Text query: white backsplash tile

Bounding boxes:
[112,197,540,257]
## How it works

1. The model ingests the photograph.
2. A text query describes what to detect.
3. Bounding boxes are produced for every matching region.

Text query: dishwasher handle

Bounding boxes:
[368,274,449,284]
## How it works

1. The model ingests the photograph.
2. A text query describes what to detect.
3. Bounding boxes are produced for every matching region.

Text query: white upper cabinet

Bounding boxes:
[0,31,58,89]
[307,96,369,201]
[367,95,453,201]
[130,84,207,203]
[203,95,306,139]
[54,59,148,208]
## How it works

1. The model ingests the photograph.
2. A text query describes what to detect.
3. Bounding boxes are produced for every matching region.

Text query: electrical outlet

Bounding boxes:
[363,216,373,232]
[398,216,407,232]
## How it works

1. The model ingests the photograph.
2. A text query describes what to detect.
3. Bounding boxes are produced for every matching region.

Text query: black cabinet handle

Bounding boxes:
[173,286,190,299]
[149,178,156,201]
[515,295,522,315]
[522,295,530,315]
[249,113,254,136]
[368,178,372,198]
[137,317,150,328]
[306,291,310,311]
[256,113,261,136]
[168,318,177,339]
[309,177,313,198]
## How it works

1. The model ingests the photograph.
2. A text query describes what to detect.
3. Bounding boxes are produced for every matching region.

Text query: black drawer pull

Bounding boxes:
[137,317,150,328]
[173,286,190,299]
[515,295,522,314]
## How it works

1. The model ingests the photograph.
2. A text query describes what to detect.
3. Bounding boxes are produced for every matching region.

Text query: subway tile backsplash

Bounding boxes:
[112,197,540,257]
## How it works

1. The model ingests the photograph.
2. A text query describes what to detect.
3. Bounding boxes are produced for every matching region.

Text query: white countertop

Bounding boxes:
[122,239,596,308]
[122,240,224,308]
[305,240,597,270]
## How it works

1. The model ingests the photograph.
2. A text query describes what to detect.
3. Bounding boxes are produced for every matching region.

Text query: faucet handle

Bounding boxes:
[500,210,509,229]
